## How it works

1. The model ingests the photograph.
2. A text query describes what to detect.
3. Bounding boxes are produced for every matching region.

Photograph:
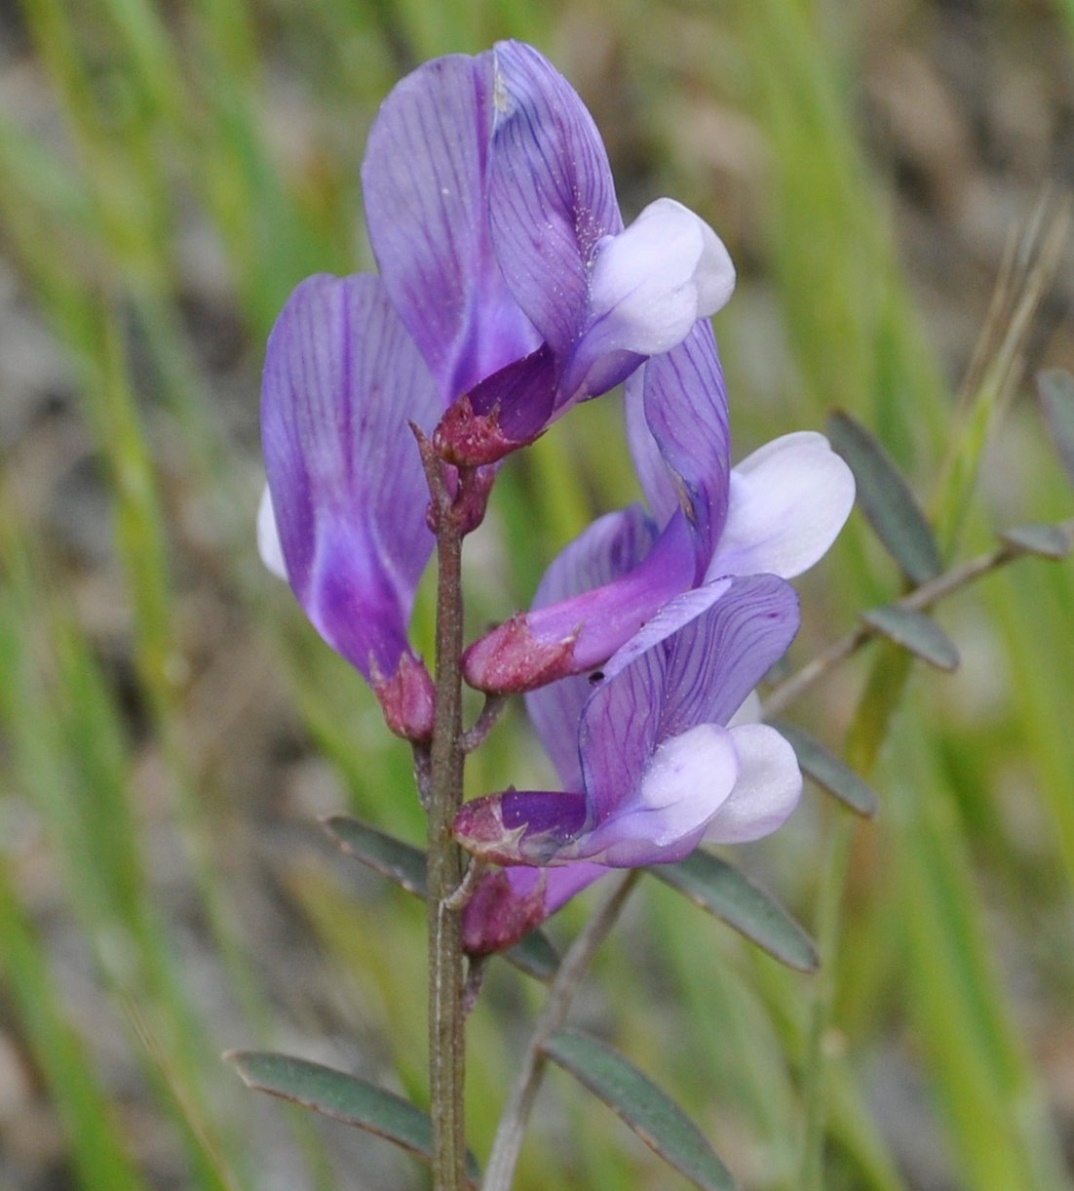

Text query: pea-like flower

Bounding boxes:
[463,322,856,693]
[260,41,735,737]
[365,41,735,464]
[457,522,803,955]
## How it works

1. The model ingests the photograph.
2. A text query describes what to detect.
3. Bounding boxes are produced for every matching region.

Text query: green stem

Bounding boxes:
[798,813,855,1191]
[797,644,913,1188]
[483,870,641,1191]
[764,518,1073,718]
[426,462,469,1191]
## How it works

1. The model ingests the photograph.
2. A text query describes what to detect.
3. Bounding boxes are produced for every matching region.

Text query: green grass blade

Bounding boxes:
[0,867,151,1191]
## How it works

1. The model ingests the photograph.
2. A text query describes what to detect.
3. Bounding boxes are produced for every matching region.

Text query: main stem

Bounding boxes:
[427,499,467,1191]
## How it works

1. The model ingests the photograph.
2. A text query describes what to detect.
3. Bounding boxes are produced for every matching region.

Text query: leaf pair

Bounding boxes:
[829,405,1072,675]
[227,1032,736,1191]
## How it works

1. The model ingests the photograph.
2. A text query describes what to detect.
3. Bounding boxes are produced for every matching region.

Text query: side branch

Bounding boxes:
[482,870,641,1191]
[763,519,1074,717]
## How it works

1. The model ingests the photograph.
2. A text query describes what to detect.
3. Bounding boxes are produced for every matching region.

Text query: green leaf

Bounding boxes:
[543,1030,736,1191]
[650,850,817,971]
[226,1051,480,1186]
[775,721,879,817]
[1037,368,1074,487]
[861,605,959,671]
[828,411,943,584]
[324,815,428,896]
[999,522,1072,560]
[324,815,559,980]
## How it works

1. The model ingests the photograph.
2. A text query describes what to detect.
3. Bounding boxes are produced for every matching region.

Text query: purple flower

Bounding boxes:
[458,527,803,954]
[362,40,734,464]
[260,41,735,735]
[463,323,856,693]
[260,275,441,738]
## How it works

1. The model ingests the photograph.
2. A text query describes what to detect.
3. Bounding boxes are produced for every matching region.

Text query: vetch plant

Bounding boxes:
[231,40,1074,1191]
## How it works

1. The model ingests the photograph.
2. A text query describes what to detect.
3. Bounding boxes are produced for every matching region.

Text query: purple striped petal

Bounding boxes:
[463,508,693,694]
[523,506,657,788]
[578,573,799,821]
[654,573,800,735]
[363,51,539,402]
[626,320,731,574]
[488,41,623,358]
[261,273,440,684]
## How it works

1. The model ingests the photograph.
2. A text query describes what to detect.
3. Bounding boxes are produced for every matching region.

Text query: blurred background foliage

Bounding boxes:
[1,0,1073,1188]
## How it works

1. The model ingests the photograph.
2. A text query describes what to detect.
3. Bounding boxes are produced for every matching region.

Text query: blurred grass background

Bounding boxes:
[1,0,1073,1188]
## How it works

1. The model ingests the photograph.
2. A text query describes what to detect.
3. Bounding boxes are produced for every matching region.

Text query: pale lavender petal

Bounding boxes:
[488,41,623,357]
[532,506,658,610]
[626,321,732,571]
[575,574,796,843]
[261,273,440,681]
[524,506,657,788]
[656,574,800,736]
[576,723,739,866]
[583,199,735,357]
[463,507,692,696]
[518,509,695,669]
[598,578,732,684]
[257,484,287,580]
[705,432,856,581]
[363,51,539,401]
[703,723,802,842]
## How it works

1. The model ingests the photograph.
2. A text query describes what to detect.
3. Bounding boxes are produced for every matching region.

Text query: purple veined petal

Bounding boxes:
[573,577,741,830]
[463,508,694,695]
[577,642,665,828]
[262,273,440,683]
[655,573,800,736]
[488,41,623,357]
[626,321,732,573]
[574,577,797,854]
[576,723,740,867]
[461,862,609,955]
[598,578,732,684]
[523,506,658,787]
[518,509,695,669]
[581,199,735,359]
[705,432,856,581]
[533,505,659,609]
[257,484,287,580]
[363,50,539,401]
[703,723,802,843]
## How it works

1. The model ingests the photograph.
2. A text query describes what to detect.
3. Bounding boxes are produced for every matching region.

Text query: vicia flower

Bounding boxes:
[260,40,735,737]
[361,40,734,464]
[457,522,803,955]
[463,322,856,693]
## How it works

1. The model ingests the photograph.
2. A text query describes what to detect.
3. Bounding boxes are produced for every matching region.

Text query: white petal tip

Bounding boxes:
[257,484,288,581]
